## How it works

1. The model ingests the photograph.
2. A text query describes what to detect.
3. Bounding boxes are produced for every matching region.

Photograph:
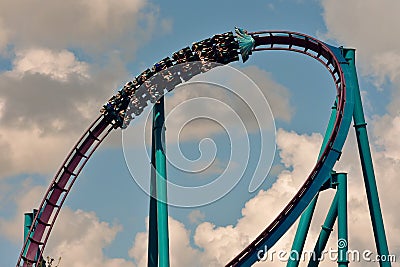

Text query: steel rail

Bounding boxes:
[17,116,113,266]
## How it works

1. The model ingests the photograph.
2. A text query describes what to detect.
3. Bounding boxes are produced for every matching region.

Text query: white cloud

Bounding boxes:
[0,0,174,179]
[10,49,90,82]
[0,180,136,267]
[0,127,84,178]
[0,181,46,242]
[240,66,293,123]
[190,125,400,266]
[331,124,400,266]
[127,129,324,266]
[321,0,400,84]
[165,84,233,141]
[129,216,200,267]
[2,2,400,265]
[161,65,289,143]
[0,0,168,56]
[321,0,400,121]
[46,208,135,267]
[372,114,400,160]
[320,4,400,263]
[0,19,8,53]
[0,48,127,178]
[192,129,323,266]
[130,123,399,266]
[4,118,398,267]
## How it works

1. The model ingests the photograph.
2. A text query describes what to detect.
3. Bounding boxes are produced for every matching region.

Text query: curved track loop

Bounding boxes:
[226,32,354,266]
[17,116,113,266]
[17,30,355,267]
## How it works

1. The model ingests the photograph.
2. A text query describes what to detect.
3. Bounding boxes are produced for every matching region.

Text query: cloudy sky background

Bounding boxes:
[0,0,399,266]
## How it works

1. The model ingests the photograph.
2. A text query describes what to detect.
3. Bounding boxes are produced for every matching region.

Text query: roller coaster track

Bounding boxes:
[17,29,355,267]
[225,31,354,266]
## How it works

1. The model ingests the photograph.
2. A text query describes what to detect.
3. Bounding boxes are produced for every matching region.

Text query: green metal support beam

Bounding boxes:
[343,49,391,267]
[287,195,318,267]
[287,101,338,267]
[153,97,170,267]
[23,209,46,266]
[337,173,348,267]
[308,192,338,267]
[23,212,34,259]
[148,121,158,267]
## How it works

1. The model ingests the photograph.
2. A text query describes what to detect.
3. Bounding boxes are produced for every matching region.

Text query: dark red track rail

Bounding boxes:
[17,116,113,266]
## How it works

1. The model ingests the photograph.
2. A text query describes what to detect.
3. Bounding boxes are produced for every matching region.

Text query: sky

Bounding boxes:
[0,0,399,266]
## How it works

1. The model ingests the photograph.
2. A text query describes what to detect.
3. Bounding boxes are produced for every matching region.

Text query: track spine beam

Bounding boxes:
[50,182,68,193]
[44,198,60,208]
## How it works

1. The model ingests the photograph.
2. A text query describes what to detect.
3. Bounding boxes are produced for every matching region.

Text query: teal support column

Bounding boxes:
[287,101,338,267]
[23,212,34,258]
[148,122,158,267]
[337,173,348,267]
[23,209,44,266]
[287,196,318,267]
[153,97,170,267]
[343,49,391,267]
[308,193,338,267]
[23,212,33,243]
